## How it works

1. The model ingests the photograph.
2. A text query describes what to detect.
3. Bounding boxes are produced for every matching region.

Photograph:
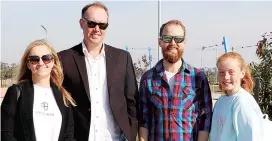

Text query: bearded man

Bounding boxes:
[138,20,213,141]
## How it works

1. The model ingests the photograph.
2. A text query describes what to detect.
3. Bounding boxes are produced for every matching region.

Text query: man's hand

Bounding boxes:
[139,127,149,141]
[198,131,209,141]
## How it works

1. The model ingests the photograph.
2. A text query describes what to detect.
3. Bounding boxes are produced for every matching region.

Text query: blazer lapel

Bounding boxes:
[73,44,91,101]
[51,83,65,116]
[20,80,36,141]
[51,83,65,139]
[105,45,116,98]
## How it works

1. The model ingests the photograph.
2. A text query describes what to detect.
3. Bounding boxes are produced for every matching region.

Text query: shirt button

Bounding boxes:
[88,108,90,111]
[95,130,98,132]
[96,116,99,118]
[96,102,98,104]
[95,88,98,90]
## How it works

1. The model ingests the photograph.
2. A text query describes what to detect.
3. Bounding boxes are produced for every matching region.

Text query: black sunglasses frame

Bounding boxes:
[160,35,185,43]
[28,54,54,65]
[82,17,109,30]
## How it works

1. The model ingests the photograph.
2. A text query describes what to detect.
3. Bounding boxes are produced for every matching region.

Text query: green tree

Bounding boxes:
[251,32,272,119]
[133,54,152,83]
[1,62,19,87]
[202,67,217,85]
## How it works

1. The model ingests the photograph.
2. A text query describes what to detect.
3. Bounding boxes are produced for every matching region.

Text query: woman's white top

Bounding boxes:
[33,84,62,141]
[210,88,263,141]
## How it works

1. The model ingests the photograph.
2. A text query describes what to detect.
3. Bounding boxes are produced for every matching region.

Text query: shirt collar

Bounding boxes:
[82,41,105,57]
[154,59,190,76]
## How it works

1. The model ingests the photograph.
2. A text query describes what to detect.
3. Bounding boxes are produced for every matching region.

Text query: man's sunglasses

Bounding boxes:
[160,35,185,43]
[28,54,54,65]
[82,17,109,30]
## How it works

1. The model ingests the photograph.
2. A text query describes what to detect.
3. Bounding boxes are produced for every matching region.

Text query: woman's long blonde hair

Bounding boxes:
[18,39,76,107]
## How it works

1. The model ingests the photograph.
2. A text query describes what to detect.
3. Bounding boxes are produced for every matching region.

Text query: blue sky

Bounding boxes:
[1,1,271,68]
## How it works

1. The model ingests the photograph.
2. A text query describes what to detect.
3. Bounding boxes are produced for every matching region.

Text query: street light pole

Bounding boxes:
[201,46,206,68]
[41,25,47,40]
[201,45,217,69]
[158,0,161,61]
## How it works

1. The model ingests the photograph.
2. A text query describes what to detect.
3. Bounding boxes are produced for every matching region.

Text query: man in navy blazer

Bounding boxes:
[58,2,138,141]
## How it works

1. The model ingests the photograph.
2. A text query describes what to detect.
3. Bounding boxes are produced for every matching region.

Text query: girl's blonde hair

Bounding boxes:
[18,39,76,107]
[216,52,254,93]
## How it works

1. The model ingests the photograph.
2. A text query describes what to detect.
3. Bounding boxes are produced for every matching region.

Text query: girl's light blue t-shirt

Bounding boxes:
[210,88,263,141]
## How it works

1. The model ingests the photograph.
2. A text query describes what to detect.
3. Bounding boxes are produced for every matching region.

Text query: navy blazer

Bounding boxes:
[58,43,139,141]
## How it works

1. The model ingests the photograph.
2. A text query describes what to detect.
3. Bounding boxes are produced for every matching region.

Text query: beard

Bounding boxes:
[162,45,183,63]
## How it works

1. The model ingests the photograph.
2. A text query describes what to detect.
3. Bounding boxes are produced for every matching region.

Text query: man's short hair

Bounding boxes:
[81,1,109,18]
[159,20,186,37]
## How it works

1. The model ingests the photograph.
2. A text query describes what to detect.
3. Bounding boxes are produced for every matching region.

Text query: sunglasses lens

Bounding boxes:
[28,56,40,65]
[174,36,185,43]
[162,36,185,43]
[42,55,53,64]
[98,23,108,30]
[87,21,96,28]
[84,17,108,30]
[162,36,173,43]
[28,55,53,65]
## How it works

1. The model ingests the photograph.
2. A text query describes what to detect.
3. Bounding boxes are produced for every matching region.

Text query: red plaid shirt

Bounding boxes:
[139,60,213,141]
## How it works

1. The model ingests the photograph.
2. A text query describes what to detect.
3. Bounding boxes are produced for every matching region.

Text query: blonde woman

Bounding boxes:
[1,39,76,141]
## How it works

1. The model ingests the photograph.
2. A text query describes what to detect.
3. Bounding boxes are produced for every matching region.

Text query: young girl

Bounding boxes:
[1,39,76,141]
[210,52,263,141]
